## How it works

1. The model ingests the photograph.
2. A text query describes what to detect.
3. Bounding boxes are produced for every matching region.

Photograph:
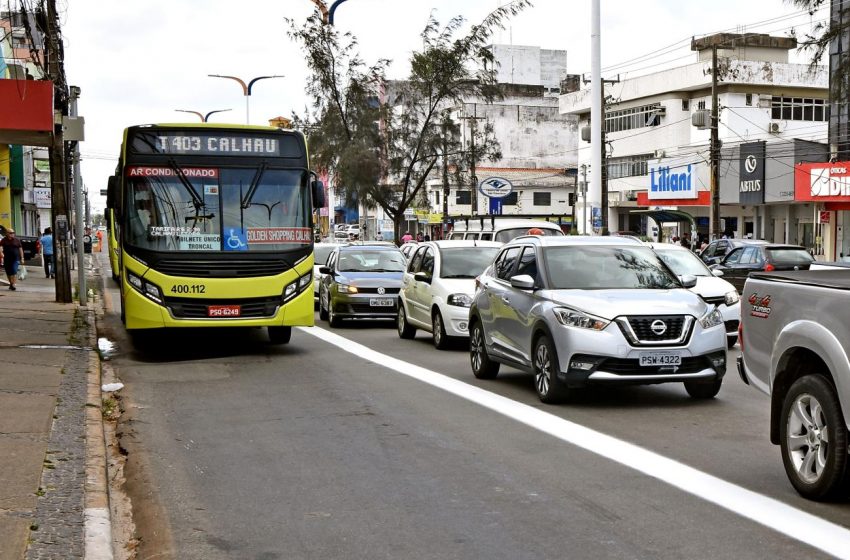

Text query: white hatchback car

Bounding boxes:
[648,243,741,348]
[397,240,502,348]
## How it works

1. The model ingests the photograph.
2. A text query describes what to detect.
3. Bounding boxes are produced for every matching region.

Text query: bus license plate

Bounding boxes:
[208,305,241,317]
[369,298,394,307]
[639,353,681,367]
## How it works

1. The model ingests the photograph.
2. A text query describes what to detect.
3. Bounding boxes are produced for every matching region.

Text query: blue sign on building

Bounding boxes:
[591,207,602,228]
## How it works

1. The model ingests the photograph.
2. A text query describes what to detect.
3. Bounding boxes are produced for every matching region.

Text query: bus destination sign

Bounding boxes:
[130,131,305,158]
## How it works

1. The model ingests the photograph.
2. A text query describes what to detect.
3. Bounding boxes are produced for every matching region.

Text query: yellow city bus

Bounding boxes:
[106,123,323,344]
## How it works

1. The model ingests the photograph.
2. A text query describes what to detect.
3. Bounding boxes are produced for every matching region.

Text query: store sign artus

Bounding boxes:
[478,177,513,199]
[739,142,765,204]
[795,162,850,201]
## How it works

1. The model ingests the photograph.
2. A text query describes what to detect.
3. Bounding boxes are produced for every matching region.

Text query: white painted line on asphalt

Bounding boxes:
[300,326,850,559]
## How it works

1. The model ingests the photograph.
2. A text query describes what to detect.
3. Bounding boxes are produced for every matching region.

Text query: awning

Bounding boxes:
[630,209,696,228]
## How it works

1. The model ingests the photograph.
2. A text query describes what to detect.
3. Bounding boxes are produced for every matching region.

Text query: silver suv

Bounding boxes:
[469,236,728,403]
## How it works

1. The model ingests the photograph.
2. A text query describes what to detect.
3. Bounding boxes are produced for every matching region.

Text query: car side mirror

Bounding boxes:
[414,271,431,283]
[712,269,724,277]
[679,274,698,289]
[510,274,536,290]
[319,266,331,275]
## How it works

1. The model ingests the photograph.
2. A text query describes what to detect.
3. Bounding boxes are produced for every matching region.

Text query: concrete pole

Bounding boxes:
[69,87,86,307]
[590,0,602,235]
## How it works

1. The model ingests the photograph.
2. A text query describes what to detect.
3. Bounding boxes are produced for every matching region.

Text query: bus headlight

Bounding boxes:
[127,271,163,304]
[283,271,313,303]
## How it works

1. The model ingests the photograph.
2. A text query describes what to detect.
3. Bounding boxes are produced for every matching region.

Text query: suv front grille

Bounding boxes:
[617,315,693,347]
[155,259,291,278]
[598,357,710,376]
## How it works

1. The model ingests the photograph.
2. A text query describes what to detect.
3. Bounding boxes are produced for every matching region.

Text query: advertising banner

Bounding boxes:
[647,158,705,200]
[739,141,766,204]
[795,162,850,202]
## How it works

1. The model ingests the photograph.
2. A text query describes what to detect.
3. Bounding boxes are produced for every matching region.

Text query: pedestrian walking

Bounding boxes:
[95,228,104,252]
[416,232,424,242]
[375,232,384,242]
[0,227,25,291]
[401,231,413,243]
[40,227,54,278]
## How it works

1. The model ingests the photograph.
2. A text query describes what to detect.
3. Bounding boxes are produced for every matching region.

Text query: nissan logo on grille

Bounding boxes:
[650,320,668,336]
[377,287,386,295]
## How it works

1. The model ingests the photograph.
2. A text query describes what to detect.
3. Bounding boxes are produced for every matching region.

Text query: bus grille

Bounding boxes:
[165,296,281,319]
[154,259,291,278]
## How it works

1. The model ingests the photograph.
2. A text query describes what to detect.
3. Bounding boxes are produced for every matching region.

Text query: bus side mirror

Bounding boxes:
[311,178,325,209]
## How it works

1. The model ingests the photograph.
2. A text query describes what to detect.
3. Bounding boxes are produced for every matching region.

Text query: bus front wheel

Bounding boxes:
[268,326,292,345]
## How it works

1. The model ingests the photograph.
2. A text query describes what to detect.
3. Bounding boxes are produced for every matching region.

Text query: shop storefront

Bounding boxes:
[795,162,850,261]
[634,157,710,242]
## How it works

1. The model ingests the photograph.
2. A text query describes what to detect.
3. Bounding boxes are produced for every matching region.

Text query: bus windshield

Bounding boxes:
[125,166,311,252]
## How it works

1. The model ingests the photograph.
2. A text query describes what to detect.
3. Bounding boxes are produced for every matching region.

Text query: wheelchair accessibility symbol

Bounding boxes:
[224,228,248,251]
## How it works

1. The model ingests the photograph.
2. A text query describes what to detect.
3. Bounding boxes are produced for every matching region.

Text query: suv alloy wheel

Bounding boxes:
[470,321,499,379]
[533,335,569,403]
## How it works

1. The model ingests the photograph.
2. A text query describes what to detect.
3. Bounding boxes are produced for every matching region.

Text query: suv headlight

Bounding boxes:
[724,290,739,306]
[553,308,609,330]
[699,307,723,329]
[447,293,472,307]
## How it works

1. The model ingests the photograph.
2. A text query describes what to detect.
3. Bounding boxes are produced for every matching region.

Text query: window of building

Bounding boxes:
[697,100,706,111]
[770,96,828,122]
[745,93,753,106]
[682,99,690,111]
[434,190,440,207]
[455,190,471,205]
[607,154,654,179]
[502,192,518,205]
[533,192,551,206]
[604,103,664,133]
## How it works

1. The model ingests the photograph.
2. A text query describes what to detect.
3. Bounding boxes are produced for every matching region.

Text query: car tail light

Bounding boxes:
[764,263,775,271]
[738,322,743,352]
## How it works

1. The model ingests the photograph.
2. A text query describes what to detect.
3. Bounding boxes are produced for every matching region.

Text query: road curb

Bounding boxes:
[83,293,113,558]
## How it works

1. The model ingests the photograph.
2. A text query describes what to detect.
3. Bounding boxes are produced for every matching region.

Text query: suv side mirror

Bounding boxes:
[679,274,698,289]
[510,274,536,290]
[319,266,331,275]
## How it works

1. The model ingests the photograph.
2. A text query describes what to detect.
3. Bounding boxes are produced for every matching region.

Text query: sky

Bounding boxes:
[53,0,828,214]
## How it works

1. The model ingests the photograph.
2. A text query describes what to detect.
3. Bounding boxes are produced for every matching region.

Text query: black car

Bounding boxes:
[711,244,814,292]
[699,238,769,266]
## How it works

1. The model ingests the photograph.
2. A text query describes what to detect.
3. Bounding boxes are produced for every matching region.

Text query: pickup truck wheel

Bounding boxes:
[470,321,499,379]
[780,375,850,501]
[684,379,722,399]
[397,306,416,339]
[533,335,569,404]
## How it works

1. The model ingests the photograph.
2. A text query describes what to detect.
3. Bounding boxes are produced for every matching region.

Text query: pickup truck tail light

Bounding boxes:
[764,263,775,271]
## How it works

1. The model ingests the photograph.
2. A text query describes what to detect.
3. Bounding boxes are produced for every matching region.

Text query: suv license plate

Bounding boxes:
[370,298,394,307]
[639,353,681,367]
[208,305,241,317]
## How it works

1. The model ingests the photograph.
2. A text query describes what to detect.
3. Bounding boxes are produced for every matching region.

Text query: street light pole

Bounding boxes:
[208,74,284,124]
[175,109,232,122]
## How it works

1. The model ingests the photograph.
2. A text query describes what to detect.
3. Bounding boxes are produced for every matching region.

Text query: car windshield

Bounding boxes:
[545,246,680,290]
[314,245,336,265]
[440,247,500,278]
[338,249,406,272]
[654,247,712,277]
[125,166,311,252]
[766,248,815,265]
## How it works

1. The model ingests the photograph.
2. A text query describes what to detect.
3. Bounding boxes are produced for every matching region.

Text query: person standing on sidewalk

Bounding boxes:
[40,227,54,278]
[0,228,25,290]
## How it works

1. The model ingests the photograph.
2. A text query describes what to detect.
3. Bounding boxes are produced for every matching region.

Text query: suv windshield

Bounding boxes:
[338,249,406,272]
[654,248,712,277]
[125,167,310,252]
[545,246,680,290]
[440,247,500,278]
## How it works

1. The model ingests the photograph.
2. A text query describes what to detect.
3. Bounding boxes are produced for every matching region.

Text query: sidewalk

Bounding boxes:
[0,260,110,559]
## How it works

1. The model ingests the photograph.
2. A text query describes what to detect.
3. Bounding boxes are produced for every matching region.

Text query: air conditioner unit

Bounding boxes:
[581,126,591,142]
[768,122,781,134]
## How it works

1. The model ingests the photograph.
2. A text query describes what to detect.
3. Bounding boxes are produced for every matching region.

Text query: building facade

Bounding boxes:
[560,33,830,249]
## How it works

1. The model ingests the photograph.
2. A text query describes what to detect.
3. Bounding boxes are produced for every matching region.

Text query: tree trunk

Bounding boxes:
[393,214,405,246]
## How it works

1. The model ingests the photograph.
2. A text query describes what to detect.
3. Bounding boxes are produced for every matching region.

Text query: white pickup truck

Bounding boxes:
[738,269,850,501]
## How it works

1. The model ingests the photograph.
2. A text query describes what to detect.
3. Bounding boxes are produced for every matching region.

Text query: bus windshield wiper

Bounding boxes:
[241,162,268,209]
[167,159,205,211]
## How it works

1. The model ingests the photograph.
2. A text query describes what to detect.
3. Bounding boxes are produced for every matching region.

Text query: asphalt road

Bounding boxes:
[98,275,850,559]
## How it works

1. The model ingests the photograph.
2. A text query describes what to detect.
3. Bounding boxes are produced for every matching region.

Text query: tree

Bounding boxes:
[287,1,531,240]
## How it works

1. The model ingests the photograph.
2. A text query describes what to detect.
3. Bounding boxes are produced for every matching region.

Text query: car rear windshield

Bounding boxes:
[545,246,679,290]
[766,248,815,265]
[440,247,500,278]
[338,250,406,272]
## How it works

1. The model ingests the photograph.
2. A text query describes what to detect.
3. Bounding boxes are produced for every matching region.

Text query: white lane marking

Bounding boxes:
[300,326,850,559]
